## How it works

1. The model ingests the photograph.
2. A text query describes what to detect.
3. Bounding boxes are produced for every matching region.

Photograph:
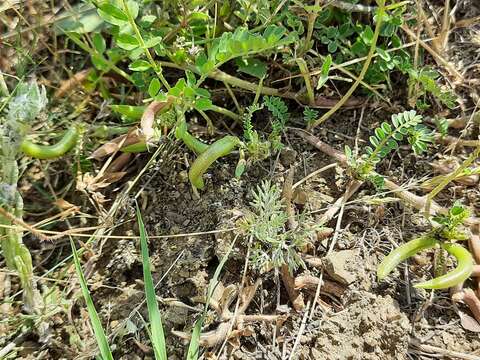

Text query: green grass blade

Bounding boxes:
[70,238,114,360]
[136,206,168,360]
[186,237,236,360]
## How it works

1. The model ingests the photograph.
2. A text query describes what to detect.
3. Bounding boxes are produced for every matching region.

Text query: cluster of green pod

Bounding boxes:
[175,119,209,155]
[377,236,474,289]
[20,124,81,159]
[175,119,240,190]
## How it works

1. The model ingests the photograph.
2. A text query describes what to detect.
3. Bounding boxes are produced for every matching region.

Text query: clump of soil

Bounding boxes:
[311,291,411,360]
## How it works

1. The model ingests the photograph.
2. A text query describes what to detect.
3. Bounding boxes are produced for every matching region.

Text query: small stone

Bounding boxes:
[324,249,359,285]
[280,147,297,167]
[293,189,308,205]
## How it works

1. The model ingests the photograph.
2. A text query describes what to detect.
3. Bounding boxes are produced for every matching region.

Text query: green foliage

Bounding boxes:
[317,55,332,90]
[0,81,48,311]
[196,25,296,76]
[263,96,290,150]
[432,202,470,241]
[234,0,274,25]
[346,110,433,188]
[240,181,315,272]
[408,67,457,109]
[157,108,177,129]
[242,103,262,141]
[235,58,267,79]
[165,75,213,112]
[240,103,270,161]
[311,5,409,84]
[137,206,168,360]
[70,239,114,360]
[434,117,449,137]
[303,107,319,127]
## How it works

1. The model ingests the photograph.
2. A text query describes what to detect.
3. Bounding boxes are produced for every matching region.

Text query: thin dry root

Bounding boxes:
[172,314,284,348]
[172,322,231,348]
[436,135,480,148]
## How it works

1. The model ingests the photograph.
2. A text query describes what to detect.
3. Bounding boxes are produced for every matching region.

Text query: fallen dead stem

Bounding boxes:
[409,338,480,360]
[280,166,305,311]
[173,279,286,347]
[436,135,480,148]
[290,128,480,229]
[294,275,346,298]
[280,264,305,312]
[318,179,363,226]
[54,69,91,98]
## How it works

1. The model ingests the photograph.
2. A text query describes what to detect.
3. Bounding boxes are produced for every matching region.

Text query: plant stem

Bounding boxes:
[424,146,480,217]
[121,0,170,90]
[308,0,386,129]
[296,58,315,106]
[156,62,357,108]
[210,105,241,122]
[302,0,321,54]
[66,33,133,83]
[0,158,37,312]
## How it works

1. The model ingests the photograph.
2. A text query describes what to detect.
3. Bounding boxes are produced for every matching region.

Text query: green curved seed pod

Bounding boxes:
[377,236,438,280]
[20,125,80,159]
[189,136,240,190]
[120,142,149,153]
[175,120,209,155]
[414,243,474,289]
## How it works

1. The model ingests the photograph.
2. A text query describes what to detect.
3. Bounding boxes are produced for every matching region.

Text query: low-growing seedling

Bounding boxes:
[240,180,316,273]
[264,96,290,151]
[407,67,457,110]
[378,202,474,289]
[345,110,433,188]
[303,107,319,127]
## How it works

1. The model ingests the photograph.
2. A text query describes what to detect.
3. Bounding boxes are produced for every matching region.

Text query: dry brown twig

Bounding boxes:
[294,275,346,298]
[54,69,91,98]
[280,264,305,312]
[172,280,286,347]
[277,165,306,311]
